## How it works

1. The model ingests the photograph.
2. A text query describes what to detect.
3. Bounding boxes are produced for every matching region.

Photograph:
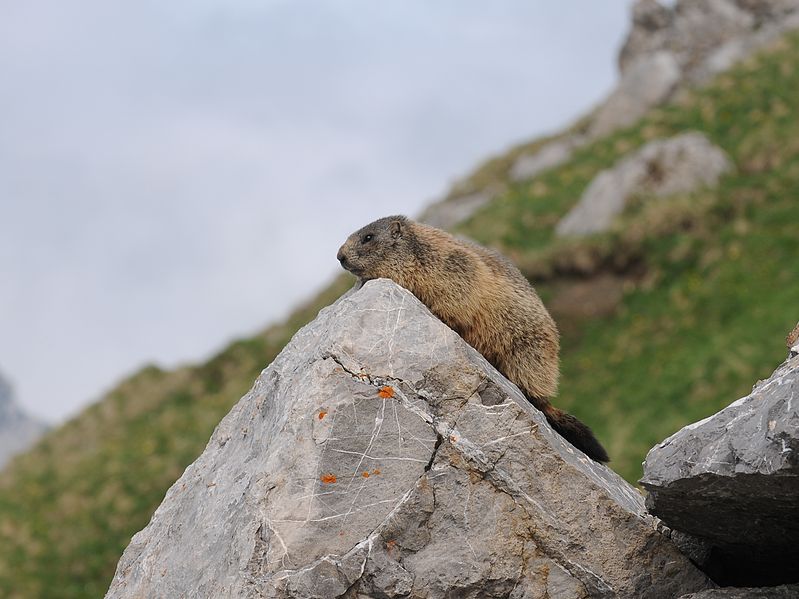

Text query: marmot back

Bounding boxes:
[337,215,608,463]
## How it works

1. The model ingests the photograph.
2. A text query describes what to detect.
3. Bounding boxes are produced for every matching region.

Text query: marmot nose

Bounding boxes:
[336,249,347,265]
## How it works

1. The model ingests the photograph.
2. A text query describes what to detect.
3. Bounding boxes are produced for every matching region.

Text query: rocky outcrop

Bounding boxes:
[591,0,799,138]
[419,189,497,230]
[641,350,799,587]
[555,132,732,237]
[0,370,46,470]
[588,51,682,139]
[619,0,755,82]
[509,136,586,183]
[585,0,799,145]
[107,279,712,599]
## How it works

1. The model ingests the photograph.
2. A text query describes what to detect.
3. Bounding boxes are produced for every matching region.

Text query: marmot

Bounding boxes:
[337,215,609,463]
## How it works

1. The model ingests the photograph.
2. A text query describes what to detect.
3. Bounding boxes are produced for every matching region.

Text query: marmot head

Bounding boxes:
[337,215,412,281]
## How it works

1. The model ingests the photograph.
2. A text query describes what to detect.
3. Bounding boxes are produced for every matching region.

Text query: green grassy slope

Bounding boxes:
[1,32,798,598]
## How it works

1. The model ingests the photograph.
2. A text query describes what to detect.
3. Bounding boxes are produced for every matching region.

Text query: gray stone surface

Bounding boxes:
[619,0,754,79]
[0,370,47,470]
[556,132,732,237]
[107,279,712,599]
[678,584,799,598]
[641,353,799,586]
[584,0,799,140]
[736,0,799,20]
[695,11,799,83]
[510,136,586,182]
[589,51,682,139]
[419,189,496,230]
[619,0,799,85]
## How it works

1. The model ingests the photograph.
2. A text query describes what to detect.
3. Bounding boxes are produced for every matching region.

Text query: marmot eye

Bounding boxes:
[362,234,373,244]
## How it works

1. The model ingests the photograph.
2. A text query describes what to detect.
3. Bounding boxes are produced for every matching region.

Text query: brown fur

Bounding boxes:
[337,215,609,462]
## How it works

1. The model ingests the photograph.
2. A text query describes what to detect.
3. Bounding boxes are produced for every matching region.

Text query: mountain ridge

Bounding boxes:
[0,370,47,471]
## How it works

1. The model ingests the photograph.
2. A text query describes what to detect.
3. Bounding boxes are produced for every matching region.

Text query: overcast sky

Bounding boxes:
[0,1,630,423]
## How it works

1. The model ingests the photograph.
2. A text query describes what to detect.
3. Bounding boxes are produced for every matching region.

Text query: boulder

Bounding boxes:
[641,352,799,586]
[509,136,585,182]
[419,189,496,230]
[617,0,674,74]
[694,11,799,83]
[618,0,799,85]
[619,0,754,81]
[588,51,681,139]
[0,371,47,470]
[587,0,799,140]
[736,0,799,20]
[106,279,712,599]
[556,132,732,237]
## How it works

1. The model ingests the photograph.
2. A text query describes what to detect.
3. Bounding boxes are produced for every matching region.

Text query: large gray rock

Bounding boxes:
[0,370,47,470]
[588,51,682,139]
[419,189,497,230]
[556,132,732,237]
[583,0,799,140]
[619,0,799,85]
[641,352,799,587]
[509,136,586,182]
[107,279,712,599]
[736,0,799,19]
[619,0,754,80]
[694,10,799,82]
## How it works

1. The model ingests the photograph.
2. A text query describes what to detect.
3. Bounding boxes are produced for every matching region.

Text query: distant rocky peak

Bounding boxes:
[620,0,799,83]
[0,368,47,469]
[0,370,20,418]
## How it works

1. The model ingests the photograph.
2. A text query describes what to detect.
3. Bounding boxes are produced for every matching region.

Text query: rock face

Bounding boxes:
[619,0,755,81]
[619,0,799,85]
[556,132,732,237]
[107,279,712,599]
[588,51,682,139]
[590,0,799,139]
[509,136,586,183]
[641,352,799,587]
[0,371,46,470]
[419,189,496,230]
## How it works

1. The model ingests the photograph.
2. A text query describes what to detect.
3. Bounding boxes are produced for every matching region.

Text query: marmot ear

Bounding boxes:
[389,219,403,239]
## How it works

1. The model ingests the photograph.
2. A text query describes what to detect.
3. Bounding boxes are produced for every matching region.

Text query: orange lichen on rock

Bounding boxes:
[320,473,337,484]
[318,410,328,420]
[378,386,394,398]
[361,471,371,478]
[372,468,381,476]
